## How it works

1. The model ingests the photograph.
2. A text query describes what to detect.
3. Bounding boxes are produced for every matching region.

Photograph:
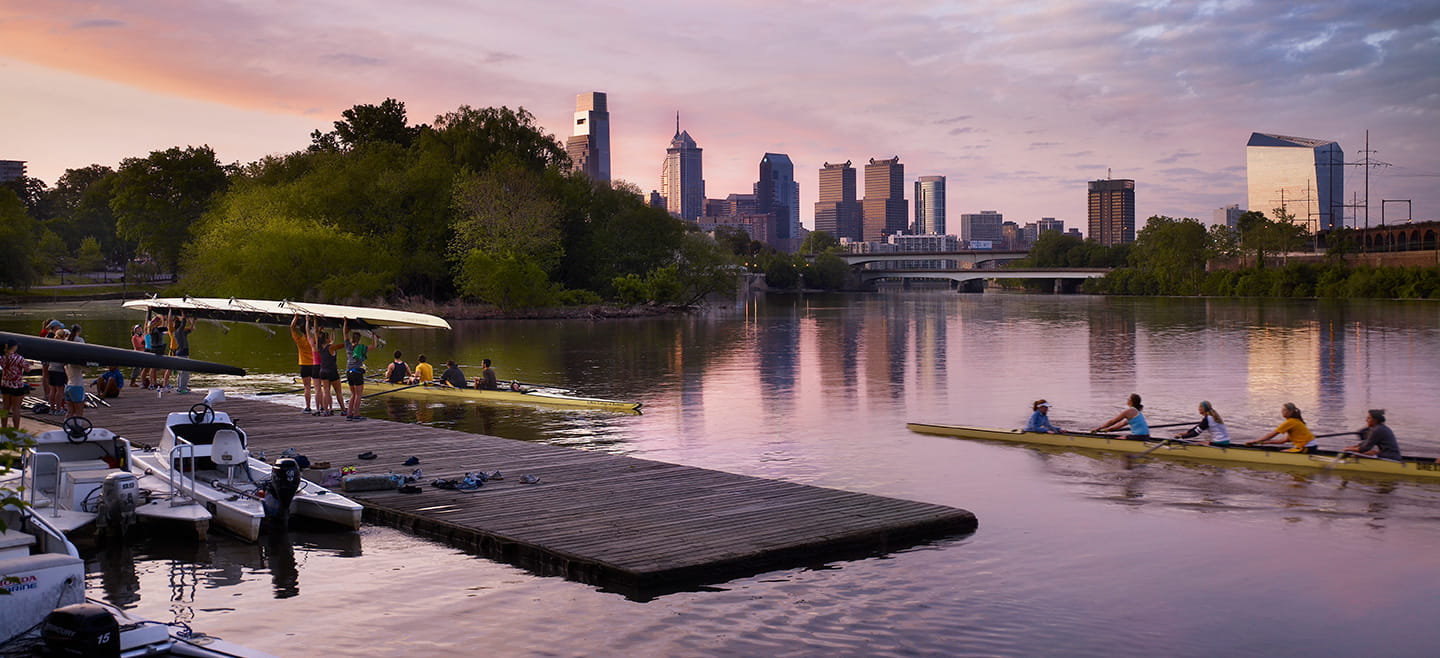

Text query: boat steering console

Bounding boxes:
[188,403,217,425]
[63,416,93,444]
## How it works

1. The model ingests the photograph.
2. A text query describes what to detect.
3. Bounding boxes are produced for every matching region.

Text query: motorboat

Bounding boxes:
[1,498,273,655]
[126,390,363,542]
[3,417,212,539]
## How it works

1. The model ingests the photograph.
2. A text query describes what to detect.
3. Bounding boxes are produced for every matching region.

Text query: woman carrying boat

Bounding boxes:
[313,321,345,416]
[1342,409,1401,460]
[1173,401,1230,445]
[1246,402,1317,452]
[343,321,370,421]
[1092,393,1149,438]
[1024,399,1061,433]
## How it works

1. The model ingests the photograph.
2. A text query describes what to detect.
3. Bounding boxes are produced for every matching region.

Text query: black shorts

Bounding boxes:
[299,364,317,379]
[47,371,66,387]
[345,370,364,386]
[318,369,339,382]
[1,384,30,397]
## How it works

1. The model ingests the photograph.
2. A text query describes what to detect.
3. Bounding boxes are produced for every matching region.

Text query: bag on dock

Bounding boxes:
[341,473,398,492]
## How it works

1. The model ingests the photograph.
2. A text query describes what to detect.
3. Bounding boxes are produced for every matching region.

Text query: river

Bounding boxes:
[4,293,1439,657]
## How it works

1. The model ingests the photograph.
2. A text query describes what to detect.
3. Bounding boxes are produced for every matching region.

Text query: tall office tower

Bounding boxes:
[757,153,800,249]
[660,114,705,221]
[1037,217,1064,236]
[0,160,25,183]
[960,210,1004,244]
[565,92,610,182]
[1087,178,1136,246]
[1246,132,1344,231]
[1213,204,1243,228]
[814,161,862,241]
[861,157,907,241]
[913,175,946,235]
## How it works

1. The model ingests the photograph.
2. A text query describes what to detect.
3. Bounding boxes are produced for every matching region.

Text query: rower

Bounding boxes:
[385,351,411,384]
[1342,409,1401,460]
[1093,393,1149,438]
[440,360,468,388]
[1174,401,1230,445]
[1024,399,1061,434]
[1246,402,1317,452]
[475,358,499,391]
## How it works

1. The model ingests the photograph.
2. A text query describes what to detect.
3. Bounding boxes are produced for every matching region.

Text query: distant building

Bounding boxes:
[960,210,1004,245]
[1001,221,1022,249]
[889,233,961,252]
[1088,178,1136,246]
[861,157,907,241]
[913,175,946,235]
[1246,132,1344,231]
[565,92,610,182]
[0,160,24,183]
[1213,204,1243,228]
[1037,217,1064,236]
[648,190,666,210]
[660,114,705,221]
[1065,228,1083,241]
[757,153,800,251]
[814,161,862,242]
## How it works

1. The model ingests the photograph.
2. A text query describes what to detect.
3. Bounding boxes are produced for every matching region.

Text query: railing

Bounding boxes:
[22,450,62,519]
[167,441,199,506]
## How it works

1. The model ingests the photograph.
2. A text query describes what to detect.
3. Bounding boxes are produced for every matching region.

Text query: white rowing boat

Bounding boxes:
[122,297,451,330]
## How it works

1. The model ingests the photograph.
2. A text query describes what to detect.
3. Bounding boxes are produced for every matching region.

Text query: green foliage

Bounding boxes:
[111,145,228,271]
[449,161,564,273]
[807,252,850,290]
[0,188,38,288]
[671,232,739,303]
[426,105,568,173]
[556,288,603,306]
[1128,216,1208,295]
[43,165,121,257]
[311,98,421,150]
[75,236,105,273]
[764,255,800,290]
[2,418,37,540]
[458,250,560,310]
[800,230,840,254]
[713,225,755,256]
[35,230,69,277]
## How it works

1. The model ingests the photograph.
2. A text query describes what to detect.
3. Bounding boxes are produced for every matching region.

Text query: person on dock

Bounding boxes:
[1342,409,1401,460]
[1093,393,1149,438]
[1246,402,1317,452]
[291,315,316,413]
[343,321,370,421]
[385,351,411,384]
[1024,399,1061,433]
[1173,401,1230,445]
[168,312,195,394]
[62,325,87,419]
[91,365,124,399]
[146,316,169,389]
[1,339,29,428]
[312,320,345,416]
[475,358,499,391]
[409,355,433,384]
[128,324,146,388]
[40,319,61,402]
[440,360,467,388]
[45,329,69,413]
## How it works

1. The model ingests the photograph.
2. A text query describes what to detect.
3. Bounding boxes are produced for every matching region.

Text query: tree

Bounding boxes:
[807,252,850,290]
[1129,216,1208,294]
[800,230,840,254]
[449,161,564,273]
[75,236,105,274]
[459,250,560,310]
[0,188,38,288]
[1,175,51,219]
[1206,224,1239,261]
[111,145,228,272]
[425,105,568,173]
[45,165,121,256]
[310,98,421,150]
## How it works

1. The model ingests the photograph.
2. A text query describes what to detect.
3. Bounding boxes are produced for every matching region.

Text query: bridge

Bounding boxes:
[836,250,1030,269]
[855,267,1111,293]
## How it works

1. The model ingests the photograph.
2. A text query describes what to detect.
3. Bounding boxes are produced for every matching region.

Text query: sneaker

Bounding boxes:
[281,448,299,458]
[398,484,422,494]
[358,451,377,460]
[402,456,420,466]
[485,471,503,481]
[518,474,540,484]
[302,407,312,414]
[176,389,191,394]
[455,475,483,491]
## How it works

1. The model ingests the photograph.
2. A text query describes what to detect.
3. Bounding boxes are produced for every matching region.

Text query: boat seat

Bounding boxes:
[211,429,247,486]
[0,527,37,559]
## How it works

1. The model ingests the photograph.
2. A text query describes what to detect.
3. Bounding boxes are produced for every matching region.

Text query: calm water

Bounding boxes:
[4,294,1440,657]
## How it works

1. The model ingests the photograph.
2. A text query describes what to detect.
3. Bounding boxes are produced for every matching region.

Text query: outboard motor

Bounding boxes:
[95,471,140,534]
[42,603,120,657]
[262,458,303,528]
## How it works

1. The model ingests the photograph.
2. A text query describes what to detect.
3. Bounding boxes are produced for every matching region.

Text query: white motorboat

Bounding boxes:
[126,390,362,542]
[3,417,212,539]
[1,497,273,655]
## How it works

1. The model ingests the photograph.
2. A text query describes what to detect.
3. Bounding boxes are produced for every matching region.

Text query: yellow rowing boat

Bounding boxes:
[364,380,641,412]
[906,423,1440,481]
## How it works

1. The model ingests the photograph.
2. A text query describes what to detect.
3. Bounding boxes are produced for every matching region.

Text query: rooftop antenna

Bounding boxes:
[675,111,680,137]
[1107,167,1112,180]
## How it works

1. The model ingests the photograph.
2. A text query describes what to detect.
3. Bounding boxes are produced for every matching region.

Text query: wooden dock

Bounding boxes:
[27,392,977,598]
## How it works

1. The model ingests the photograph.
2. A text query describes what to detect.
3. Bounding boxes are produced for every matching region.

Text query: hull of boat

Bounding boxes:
[363,380,641,411]
[906,423,1440,481]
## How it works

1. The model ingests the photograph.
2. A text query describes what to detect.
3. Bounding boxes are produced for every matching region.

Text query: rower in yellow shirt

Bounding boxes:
[1246,402,1317,452]
[409,354,434,384]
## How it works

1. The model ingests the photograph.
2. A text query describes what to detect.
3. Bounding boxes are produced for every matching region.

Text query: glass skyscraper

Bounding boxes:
[661,116,704,221]
[1087,178,1135,246]
[913,175,946,235]
[1246,132,1344,231]
[862,157,906,241]
[758,153,800,248]
[565,92,610,182]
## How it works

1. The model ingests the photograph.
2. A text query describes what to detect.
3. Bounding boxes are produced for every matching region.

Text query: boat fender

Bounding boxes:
[42,603,120,656]
[96,471,140,533]
[341,473,400,492]
[263,458,303,524]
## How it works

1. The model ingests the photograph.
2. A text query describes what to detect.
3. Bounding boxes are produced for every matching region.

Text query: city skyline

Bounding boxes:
[2,2,1437,231]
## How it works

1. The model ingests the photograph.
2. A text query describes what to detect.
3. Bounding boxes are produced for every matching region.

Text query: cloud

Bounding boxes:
[72,18,124,29]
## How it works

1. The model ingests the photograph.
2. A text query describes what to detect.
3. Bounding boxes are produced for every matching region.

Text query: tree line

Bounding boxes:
[0,99,749,309]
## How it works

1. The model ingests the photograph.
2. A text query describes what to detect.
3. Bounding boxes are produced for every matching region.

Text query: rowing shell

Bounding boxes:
[364,380,641,412]
[122,297,451,331]
[906,422,1440,481]
[0,330,245,375]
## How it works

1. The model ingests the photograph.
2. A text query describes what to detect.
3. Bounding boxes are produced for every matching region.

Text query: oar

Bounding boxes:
[1147,422,1194,430]
[1313,431,1358,439]
[1127,436,1199,461]
[362,382,425,399]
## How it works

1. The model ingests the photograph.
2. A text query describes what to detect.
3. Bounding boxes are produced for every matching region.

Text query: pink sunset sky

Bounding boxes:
[3,0,1437,232]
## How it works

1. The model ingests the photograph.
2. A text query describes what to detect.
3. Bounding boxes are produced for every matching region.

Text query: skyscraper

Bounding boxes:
[0,160,25,183]
[960,211,1003,244]
[660,114,704,221]
[862,157,906,241]
[814,161,861,242]
[1246,132,1344,231]
[913,175,946,235]
[1088,178,1136,246]
[757,153,800,250]
[565,92,610,182]
[1213,204,1243,228]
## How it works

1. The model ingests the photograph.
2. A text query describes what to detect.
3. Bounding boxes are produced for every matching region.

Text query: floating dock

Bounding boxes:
[31,393,977,598]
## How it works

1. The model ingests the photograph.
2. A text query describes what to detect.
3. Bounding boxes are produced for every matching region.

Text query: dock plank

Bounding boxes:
[35,392,976,598]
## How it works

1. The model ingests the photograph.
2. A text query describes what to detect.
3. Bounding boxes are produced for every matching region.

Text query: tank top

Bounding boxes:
[1127,409,1150,436]
[387,361,410,383]
[317,345,339,374]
